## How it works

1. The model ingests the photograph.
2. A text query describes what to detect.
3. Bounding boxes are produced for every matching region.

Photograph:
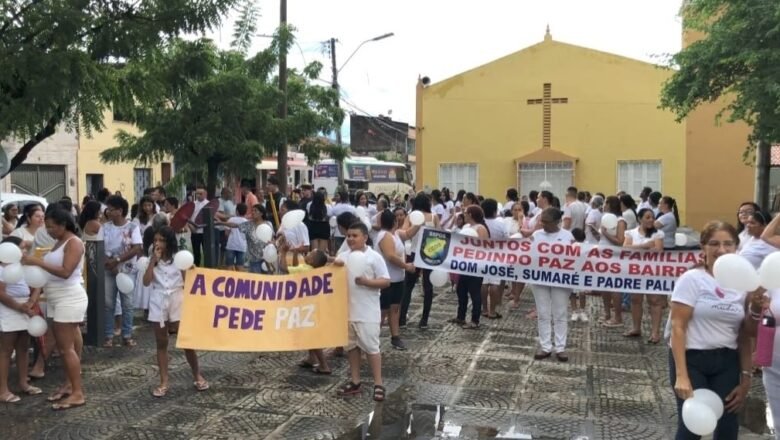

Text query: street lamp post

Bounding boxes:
[330,32,394,189]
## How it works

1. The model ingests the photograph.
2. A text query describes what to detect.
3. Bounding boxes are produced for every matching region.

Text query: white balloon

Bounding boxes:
[430,270,448,287]
[713,253,760,291]
[136,257,150,273]
[356,206,367,218]
[329,216,337,228]
[759,252,780,289]
[693,388,724,420]
[347,251,367,278]
[2,263,24,284]
[254,224,273,242]
[27,315,47,337]
[460,227,479,238]
[116,272,135,294]
[409,211,425,226]
[0,242,22,264]
[682,398,717,436]
[404,241,413,254]
[173,250,195,271]
[675,233,688,247]
[600,213,618,231]
[263,244,278,264]
[282,210,306,230]
[23,266,48,288]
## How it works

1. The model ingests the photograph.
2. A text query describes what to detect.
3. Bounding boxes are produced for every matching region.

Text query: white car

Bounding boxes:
[0,193,49,214]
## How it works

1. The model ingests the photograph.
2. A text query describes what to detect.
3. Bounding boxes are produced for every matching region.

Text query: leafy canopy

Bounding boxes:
[660,0,780,146]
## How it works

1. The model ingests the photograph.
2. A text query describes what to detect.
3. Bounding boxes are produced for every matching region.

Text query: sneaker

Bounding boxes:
[391,337,407,351]
[418,322,428,330]
[570,312,580,322]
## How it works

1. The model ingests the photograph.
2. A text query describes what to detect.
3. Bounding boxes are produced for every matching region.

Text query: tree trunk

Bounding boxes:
[1,113,60,178]
[206,159,220,199]
[756,140,771,210]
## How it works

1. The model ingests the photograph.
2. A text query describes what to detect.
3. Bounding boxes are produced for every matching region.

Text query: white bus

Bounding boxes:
[313,157,413,196]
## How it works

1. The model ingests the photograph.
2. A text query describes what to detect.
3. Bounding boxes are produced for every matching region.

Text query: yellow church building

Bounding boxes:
[415,28,754,229]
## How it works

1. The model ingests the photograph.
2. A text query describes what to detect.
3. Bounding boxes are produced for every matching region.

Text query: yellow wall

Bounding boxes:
[419,38,688,221]
[78,110,166,202]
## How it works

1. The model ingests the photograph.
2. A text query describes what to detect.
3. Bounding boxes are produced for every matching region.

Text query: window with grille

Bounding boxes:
[617,160,662,198]
[439,163,478,193]
[517,161,574,199]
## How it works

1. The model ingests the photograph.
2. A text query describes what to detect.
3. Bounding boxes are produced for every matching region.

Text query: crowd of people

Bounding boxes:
[2,178,780,440]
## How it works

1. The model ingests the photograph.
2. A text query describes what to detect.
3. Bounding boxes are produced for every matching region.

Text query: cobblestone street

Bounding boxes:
[2,288,774,439]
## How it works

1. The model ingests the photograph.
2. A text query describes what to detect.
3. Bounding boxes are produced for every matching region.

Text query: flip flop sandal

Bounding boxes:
[47,389,70,402]
[373,385,386,402]
[102,338,114,348]
[193,380,210,391]
[151,386,169,398]
[0,392,20,403]
[52,400,86,411]
[312,367,332,375]
[22,386,42,395]
[623,331,642,338]
[337,382,362,396]
[647,336,661,345]
[297,360,315,369]
[27,373,45,380]
[122,338,137,347]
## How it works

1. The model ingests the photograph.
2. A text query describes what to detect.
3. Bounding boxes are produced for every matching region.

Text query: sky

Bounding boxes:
[204,1,684,140]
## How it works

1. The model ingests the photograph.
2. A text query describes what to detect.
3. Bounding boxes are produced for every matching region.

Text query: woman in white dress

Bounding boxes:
[11,204,44,255]
[599,195,627,328]
[623,208,665,343]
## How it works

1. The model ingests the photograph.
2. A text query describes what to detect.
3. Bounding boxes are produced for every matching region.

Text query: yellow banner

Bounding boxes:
[177,266,348,352]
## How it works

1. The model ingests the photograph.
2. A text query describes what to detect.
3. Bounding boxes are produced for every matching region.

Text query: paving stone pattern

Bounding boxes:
[2,287,774,439]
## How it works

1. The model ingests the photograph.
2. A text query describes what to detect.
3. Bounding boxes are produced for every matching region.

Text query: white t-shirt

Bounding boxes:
[103,221,143,272]
[485,217,508,240]
[624,227,665,247]
[374,230,405,283]
[10,227,36,255]
[738,229,751,251]
[0,264,30,299]
[663,268,745,350]
[152,259,184,292]
[433,203,447,223]
[527,207,543,230]
[638,200,652,211]
[281,223,310,249]
[532,228,574,244]
[226,216,248,252]
[563,201,587,231]
[585,209,602,244]
[656,212,677,249]
[331,203,357,238]
[336,246,390,323]
[622,209,638,230]
[739,236,778,269]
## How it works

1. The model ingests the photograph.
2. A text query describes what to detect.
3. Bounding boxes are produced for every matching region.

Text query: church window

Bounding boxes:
[439,163,478,193]
[617,160,662,198]
[517,161,575,198]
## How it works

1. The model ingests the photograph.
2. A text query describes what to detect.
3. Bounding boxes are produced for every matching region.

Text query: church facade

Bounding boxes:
[415,29,754,228]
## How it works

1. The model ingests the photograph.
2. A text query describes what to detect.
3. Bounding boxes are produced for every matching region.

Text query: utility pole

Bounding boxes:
[276,0,288,195]
[330,37,346,189]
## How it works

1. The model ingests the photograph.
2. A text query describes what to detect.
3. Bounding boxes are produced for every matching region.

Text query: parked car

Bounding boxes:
[0,193,49,217]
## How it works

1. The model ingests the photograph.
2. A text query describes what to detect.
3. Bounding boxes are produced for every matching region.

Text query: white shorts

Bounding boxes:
[0,297,30,332]
[46,284,88,323]
[148,289,183,325]
[483,277,502,286]
[346,321,381,354]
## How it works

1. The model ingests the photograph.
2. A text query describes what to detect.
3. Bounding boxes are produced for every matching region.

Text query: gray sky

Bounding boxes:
[206,1,683,137]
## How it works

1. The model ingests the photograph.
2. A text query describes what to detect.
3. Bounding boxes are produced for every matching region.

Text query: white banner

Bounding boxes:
[413,228,701,294]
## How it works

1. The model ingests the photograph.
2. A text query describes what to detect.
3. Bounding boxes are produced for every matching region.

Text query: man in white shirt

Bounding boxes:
[637,186,653,211]
[189,185,210,267]
[562,186,587,231]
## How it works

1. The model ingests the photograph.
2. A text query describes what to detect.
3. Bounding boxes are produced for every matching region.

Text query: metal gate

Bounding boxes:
[10,164,66,203]
[133,168,152,202]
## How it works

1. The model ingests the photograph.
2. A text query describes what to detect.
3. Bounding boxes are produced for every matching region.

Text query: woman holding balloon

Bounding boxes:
[218,204,273,274]
[666,221,757,439]
[0,236,42,402]
[22,208,87,410]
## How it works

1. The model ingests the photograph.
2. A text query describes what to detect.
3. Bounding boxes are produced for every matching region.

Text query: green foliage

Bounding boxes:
[231,0,260,55]
[660,0,780,148]
[0,0,239,175]
[101,32,343,197]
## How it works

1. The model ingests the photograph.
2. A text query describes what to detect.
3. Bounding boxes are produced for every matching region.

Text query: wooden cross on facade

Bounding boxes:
[527,83,568,149]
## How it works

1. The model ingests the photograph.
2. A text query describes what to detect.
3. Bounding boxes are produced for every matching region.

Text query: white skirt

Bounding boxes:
[0,297,30,332]
[134,270,152,311]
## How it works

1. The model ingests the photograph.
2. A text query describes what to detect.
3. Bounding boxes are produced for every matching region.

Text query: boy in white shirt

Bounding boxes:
[334,222,391,402]
[224,203,249,271]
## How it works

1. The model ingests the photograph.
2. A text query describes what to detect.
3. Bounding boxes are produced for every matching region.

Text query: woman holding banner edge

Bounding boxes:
[598,196,627,328]
[450,205,489,329]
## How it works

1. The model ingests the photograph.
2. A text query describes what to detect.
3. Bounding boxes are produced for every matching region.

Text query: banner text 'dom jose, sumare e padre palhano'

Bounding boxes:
[413,228,701,294]
[177,266,348,352]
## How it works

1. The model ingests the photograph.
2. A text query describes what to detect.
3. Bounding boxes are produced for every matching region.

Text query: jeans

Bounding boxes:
[400,253,433,326]
[249,261,264,274]
[532,285,570,353]
[456,275,483,324]
[104,273,134,339]
[668,348,740,440]
[762,365,780,440]
[191,232,204,267]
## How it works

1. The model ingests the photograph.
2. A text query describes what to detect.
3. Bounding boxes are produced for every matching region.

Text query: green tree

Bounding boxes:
[100,30,342,197]
[0,0,239,177]
[660,0,780,207]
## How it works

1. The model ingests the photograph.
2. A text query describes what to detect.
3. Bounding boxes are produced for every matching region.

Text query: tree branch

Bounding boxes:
[0,0,44,37]
[2,111,61,177]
